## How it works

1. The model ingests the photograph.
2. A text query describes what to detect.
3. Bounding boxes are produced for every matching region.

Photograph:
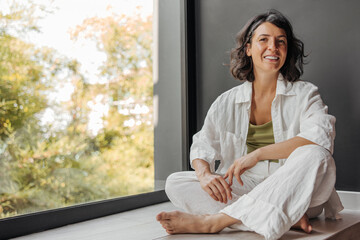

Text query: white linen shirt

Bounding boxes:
[190,74,336,174]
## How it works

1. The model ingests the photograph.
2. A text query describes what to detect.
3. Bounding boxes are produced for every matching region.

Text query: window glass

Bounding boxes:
[0,0,154,219]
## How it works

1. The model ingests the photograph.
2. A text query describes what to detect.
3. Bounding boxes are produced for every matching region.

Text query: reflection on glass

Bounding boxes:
[0,0,154,219]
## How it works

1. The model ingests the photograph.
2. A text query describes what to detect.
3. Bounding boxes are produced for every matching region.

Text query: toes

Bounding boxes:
[301,215,312,233]
[156,212,164,221]
[160,221,167,228]
[304,223,312,233]
[157,211,175,221]
[157,211,171,221]
[157,211,184,235]
[294,214,312,234]
[165,223,174,230]
[159,219,174,231]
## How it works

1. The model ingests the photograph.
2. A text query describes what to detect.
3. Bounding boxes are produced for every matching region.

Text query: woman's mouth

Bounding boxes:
[264,55,279,60]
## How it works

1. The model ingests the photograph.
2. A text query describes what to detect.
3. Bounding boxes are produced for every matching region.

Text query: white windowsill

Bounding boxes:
[11,191,360,240]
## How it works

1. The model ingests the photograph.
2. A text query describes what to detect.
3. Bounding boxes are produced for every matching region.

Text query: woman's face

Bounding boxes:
[246,22,287,77]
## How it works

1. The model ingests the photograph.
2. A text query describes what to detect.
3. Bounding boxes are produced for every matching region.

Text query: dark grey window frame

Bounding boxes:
[0,191,168,239]
[0,0,196,239]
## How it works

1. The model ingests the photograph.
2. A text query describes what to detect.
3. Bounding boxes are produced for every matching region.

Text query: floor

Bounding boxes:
[12,191,360,240]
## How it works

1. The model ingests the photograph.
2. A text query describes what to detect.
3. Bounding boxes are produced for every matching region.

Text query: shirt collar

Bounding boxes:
[235,74,296,104]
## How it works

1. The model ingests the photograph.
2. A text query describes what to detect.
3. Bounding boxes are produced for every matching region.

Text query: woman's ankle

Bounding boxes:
[206,213,241,233]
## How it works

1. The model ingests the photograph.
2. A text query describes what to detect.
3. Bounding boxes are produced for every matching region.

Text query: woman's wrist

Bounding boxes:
[196,170,211,180]
[193,159,212,179]
[196,166,212,179]
[252,148,263,162]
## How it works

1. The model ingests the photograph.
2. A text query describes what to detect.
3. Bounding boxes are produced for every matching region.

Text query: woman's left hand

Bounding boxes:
[224,150,260,186]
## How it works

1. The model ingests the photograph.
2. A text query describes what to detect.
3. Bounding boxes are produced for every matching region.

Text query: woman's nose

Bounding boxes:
[268,39,278,51]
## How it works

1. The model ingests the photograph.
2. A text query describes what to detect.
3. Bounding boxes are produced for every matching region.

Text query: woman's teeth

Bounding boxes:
[264,56,279,60]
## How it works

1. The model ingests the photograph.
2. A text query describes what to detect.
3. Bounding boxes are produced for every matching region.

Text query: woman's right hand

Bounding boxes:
[192,158,233,203]
[198,172,233,203]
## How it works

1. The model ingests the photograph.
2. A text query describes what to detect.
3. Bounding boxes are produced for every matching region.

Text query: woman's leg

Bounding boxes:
[158,145,339,240]
[220,144,337,240]
[158,171,246,235]
[165,171,254,214]
[158,161,279,233]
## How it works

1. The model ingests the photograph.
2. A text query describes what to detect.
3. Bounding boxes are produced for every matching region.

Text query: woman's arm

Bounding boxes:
[193,159,233,203]
[256,136,315,161]
[225,136,315,186]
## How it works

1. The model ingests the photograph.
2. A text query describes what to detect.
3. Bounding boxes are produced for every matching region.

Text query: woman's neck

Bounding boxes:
[252,71,278,97]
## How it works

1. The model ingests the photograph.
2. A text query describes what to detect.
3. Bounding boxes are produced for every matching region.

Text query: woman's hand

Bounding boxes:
[224,150,260,186]
[192,158,232,203]
[198,172,233,203]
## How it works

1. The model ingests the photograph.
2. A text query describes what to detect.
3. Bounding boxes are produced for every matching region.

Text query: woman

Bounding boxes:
[156,10,343,240]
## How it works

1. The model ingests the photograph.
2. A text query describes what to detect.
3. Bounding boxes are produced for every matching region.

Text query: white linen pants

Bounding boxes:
[165,145,343,240]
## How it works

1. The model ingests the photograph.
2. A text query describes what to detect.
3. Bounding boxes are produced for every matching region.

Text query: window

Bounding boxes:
[0,0,156,220]
[0,0,188,238]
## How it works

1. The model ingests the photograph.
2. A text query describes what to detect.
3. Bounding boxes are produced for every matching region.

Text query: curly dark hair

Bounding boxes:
[230,9,306,82]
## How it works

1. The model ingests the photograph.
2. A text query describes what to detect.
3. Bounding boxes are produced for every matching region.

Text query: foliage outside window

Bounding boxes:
[0,1,154,219]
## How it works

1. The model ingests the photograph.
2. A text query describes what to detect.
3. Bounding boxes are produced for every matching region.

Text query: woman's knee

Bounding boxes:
[165,171,196,199]
[289,144,334,167]
[166,172,181,183]
[165,172,181,196]
[166,171,192,186]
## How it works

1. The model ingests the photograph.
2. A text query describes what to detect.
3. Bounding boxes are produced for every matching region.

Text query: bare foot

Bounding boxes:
[291,214,312,233]
[156,211,239,234]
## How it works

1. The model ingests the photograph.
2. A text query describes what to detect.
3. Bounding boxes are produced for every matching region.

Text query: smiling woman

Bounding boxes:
[157,9,343,240]
[230,10,305,83]
[245,22,288,83]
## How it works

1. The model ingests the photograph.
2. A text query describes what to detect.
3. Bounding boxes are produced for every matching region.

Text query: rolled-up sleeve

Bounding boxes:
[296,84,336,154]
[190,101,221,172]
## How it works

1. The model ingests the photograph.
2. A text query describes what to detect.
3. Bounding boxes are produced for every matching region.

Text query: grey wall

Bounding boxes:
[194,0,360,191]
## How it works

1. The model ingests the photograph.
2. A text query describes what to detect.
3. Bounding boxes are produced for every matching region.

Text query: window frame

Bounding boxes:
[0,0,195,238]
[0,191,168,239]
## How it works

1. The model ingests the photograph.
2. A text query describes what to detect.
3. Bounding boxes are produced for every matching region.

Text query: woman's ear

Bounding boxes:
[246,43,251,57]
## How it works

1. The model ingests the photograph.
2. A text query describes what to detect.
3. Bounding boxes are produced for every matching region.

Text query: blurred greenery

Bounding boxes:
[0,1,153,218]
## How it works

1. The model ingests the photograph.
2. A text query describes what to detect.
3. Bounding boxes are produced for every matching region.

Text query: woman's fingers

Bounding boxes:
[213,180,227,203]
[225,166,234,186]
[204,186,219,201]
[234,166,244,186]
[226,155,257,188]
[200,173,236,203]
[228,171,233,186]
[218,177,232,201]
[235,174,243,186]
[209,184,223,202]
[200,175,223,202]
[238,175,244,186]
[205,176,232,203]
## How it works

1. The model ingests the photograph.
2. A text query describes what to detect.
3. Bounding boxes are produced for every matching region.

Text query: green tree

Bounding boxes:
[0,1,92,217]
[71,9,154,196]
[1,3,154,218]
[0,1,49,217]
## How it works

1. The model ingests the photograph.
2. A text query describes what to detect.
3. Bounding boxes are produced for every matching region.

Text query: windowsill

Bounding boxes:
[337,190,360,211]
[11,191,360,240]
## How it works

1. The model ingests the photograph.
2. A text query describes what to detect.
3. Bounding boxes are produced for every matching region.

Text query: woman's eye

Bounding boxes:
[278,40,286,44]
[259,38,266,42]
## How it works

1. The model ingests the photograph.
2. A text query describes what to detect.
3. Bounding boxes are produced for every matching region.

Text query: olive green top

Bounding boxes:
[246,121,279,163]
